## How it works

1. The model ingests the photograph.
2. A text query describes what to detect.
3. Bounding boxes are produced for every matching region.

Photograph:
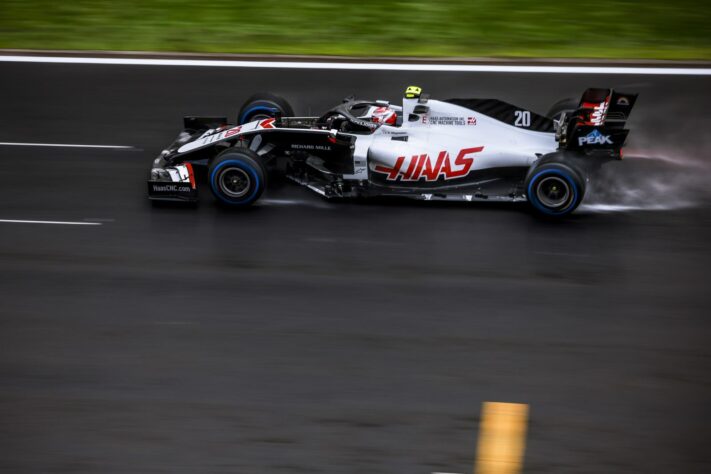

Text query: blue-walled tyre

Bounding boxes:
[208,149,266,207]
[525,163,585,217]
[238,93,294,124]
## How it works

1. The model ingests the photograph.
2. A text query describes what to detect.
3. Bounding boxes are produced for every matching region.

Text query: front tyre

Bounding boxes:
[238,93,294,124]
[209,149,266,206]
[525,163,585,217]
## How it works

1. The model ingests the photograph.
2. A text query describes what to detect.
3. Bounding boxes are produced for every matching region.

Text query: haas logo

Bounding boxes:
[374,147,484,181]
[583,99,609,126]
[224,126,242,138]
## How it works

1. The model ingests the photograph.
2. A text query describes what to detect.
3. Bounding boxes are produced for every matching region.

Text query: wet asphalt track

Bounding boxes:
[1,61,711,473]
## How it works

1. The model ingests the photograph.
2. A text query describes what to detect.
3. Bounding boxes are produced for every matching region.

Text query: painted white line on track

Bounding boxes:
[1,55,710,75]
[0,219,102,226]
[0,142,134,149]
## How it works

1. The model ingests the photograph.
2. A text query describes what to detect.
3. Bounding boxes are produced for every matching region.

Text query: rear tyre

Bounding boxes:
[208,149,266,206]
[238,93,294,124]
[547,98,578,122]
[525,163,585,217]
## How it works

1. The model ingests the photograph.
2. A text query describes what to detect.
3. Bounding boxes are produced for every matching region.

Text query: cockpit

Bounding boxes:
[316,100,403,133]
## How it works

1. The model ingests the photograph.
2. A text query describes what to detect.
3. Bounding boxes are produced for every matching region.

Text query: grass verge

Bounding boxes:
[1,1,710,60]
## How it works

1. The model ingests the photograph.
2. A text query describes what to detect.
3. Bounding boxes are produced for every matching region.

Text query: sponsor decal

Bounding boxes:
[290,144,332,151]
[178,122,252,153]
[151,184,193,193]
[224,126,242,138]
[198,129,215,139]
[258,118,276,129]
[373,147,484,182]
[425,116,475,126]
[379,128,407,136]
[582,98,609,126]
[578,129,613,146]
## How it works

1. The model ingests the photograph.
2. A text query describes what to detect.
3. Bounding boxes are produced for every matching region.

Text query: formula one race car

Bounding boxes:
[148,86,637,217]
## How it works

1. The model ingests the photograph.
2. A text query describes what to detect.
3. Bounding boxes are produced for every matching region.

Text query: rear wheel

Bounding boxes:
[209,149,266,206]
[525,163,585,217]
[238,93,294,124]
[547,98,578,123]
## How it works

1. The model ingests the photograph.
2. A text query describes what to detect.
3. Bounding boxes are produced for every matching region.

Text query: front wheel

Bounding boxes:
[208,149,266,206]
[525,163,585,217]
[238,93,294,124]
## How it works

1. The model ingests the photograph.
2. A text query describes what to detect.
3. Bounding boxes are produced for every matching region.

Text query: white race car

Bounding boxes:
[148,86,636,217]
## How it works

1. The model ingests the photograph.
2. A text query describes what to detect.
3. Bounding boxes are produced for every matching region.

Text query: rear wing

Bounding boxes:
[557,88,638,154]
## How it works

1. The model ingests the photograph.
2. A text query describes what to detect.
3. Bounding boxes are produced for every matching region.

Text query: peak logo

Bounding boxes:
[373,147,484,181]
[578,129,613,146]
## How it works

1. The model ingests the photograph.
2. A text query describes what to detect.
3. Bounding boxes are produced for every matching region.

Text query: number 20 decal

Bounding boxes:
[514,110,531,127]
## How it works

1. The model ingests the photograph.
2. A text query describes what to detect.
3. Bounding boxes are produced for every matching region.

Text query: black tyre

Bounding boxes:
[546,98,579,122]
[525,162,585,217]
[238,93,294,124]
[208,149,266,206]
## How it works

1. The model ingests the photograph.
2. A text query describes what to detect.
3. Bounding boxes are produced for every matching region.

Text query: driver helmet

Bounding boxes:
[370,106,397,125]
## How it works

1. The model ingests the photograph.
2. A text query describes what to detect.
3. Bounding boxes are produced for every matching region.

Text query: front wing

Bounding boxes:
[148,162,198,202]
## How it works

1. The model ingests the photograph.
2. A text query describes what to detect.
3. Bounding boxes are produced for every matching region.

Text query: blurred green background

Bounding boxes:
[1,0,710,59]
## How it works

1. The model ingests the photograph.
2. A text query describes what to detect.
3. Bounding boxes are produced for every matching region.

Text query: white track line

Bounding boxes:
[0,219,102,226]
[0,142,133,149]
[1,55,710,75]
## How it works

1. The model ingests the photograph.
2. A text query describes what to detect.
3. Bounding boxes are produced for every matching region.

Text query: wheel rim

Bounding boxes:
[218,167,251,198]
[249,113,271,121]
[536,176,572,209]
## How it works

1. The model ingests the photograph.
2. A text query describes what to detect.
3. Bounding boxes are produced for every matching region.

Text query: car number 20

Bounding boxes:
[514,110,531,127]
